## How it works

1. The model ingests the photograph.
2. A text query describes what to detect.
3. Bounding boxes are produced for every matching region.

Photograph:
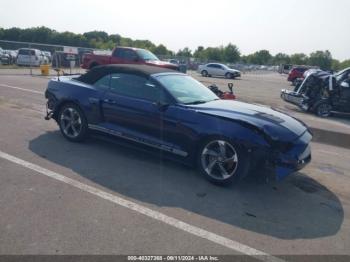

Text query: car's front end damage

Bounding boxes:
[191,100,312,181]
[265,130,312,180]
[238,122,312,181]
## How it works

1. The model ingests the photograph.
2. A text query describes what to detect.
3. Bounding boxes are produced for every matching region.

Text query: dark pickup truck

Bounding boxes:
[81,46,179,71]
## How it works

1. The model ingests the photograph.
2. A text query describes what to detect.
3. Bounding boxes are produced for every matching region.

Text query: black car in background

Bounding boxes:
[281,67,350,117]
[52,51,80,68]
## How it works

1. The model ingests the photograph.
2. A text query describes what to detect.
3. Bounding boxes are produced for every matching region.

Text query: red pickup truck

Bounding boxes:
[81,46,179,71]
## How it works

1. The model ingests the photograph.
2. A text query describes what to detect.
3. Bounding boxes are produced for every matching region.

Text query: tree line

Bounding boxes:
[0,26,349,70]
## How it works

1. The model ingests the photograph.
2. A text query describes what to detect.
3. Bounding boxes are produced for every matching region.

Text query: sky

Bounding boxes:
[0,0,349,60]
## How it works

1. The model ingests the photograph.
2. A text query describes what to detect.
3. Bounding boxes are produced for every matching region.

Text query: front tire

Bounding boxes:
[197,138,249,185]
[58,103,88,142]
[201,70,208,77]
[225,72,233,79]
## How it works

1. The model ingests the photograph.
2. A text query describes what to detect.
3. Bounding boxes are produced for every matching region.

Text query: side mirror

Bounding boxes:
[340,81,350,88]
[154,101,169,111]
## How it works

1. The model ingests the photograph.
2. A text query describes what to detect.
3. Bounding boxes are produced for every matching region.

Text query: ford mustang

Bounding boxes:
[45,65,312,185]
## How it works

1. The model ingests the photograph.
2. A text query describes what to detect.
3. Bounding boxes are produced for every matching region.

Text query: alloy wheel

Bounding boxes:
[60,107,83,138]
[201,140,239,180]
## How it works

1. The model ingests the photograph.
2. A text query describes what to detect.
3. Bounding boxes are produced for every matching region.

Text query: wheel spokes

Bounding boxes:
[217,163,229,179]
[201,140,239,180]
[202,148,219,157]
[205,159,217,174]
[61,108,82,138]
[218,141,226,157]
[64,122,72,133]
[61,115,72,121]
[224,154,238,163]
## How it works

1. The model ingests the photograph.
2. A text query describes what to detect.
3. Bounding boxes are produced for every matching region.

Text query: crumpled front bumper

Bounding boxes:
[273,131,312,180]
[280,89,303,106]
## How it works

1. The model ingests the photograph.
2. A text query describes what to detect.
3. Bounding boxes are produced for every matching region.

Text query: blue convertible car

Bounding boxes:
[45,64,312,185]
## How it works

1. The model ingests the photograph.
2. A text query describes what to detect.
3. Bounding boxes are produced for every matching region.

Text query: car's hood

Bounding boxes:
[228,68,240,73]
[187,100,308,142]
[145,60,178,69]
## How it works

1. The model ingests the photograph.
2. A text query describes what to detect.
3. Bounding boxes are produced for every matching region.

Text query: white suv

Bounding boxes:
[17,48,44,66]
[198,63,241,79]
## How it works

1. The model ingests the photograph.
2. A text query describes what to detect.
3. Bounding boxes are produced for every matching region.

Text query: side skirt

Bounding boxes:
[88,124,188,157]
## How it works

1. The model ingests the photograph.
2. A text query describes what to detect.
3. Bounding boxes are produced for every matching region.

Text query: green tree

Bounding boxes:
[205,47,223,61]
[290,53,308,65]
[83,31,109,42]
[247,50,272,65]
[308,50,332,70]
[340,59,350,69]
[152,44,170,55]
[331,59,341,71]
[177,47,192,57]
[273,53,291,65]
[223,43,240,63]
[109,34,121,46]
[193,46,204,58]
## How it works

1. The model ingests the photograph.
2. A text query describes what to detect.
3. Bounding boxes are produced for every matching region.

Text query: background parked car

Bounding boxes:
[287,67,309,85]
[40,51,50,64]
[16,48,43,66]
[7,50,18,64]
[1,50,11,65]
[0,48,2,65]
[43,51,52,62]
[1,50,17,65]
[278,64,293,74]
[167,59,187,73]
[52,51,79,68]
[197,63,241,79]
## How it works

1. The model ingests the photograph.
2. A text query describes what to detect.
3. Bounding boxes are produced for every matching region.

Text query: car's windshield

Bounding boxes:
[136,49,159,61]
[156,74,218,104]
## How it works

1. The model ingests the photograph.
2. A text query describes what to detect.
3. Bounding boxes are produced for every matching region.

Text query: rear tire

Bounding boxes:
[315,102,332,117]
[197,137,249,186]
[58,103,88,142]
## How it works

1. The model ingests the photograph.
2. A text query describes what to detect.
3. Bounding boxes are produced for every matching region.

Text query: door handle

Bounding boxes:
[103,99,117,104]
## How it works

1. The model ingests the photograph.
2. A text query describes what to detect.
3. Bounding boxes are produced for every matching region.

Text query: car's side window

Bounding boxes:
[109,73,163,102]
[207,64,214,68]
[114,49,137,60]
[123,50,138,61]
[114,49,124,58]
[94,75,111,90]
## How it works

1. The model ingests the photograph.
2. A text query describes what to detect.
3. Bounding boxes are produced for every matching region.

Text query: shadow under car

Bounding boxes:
[29,131,344,240]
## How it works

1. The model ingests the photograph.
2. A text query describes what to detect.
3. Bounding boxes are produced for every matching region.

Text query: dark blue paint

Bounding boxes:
[45,74,312,180]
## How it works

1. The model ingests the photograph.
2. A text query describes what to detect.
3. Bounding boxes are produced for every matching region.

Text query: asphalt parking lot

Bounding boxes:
[0,70,350,259]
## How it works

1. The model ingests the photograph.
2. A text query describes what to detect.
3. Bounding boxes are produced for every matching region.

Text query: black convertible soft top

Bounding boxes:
[77,64,177,85]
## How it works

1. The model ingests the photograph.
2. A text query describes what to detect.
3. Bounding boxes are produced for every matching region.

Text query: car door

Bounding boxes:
[211,64,223,76]
[338,78,350,111]
[206,64,216,75]
[101,73,165,142]
[217,64,226,76]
